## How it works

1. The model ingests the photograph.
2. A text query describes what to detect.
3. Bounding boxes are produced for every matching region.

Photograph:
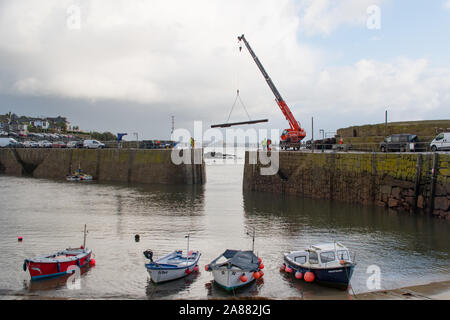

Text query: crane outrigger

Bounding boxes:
[238,34,306,150]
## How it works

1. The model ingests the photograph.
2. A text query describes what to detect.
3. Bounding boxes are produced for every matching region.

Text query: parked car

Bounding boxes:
[67,140,84,148]
[0,137,20,148]
[380,134,421,152]
[23,141,38,148]
[83,139,105,149]
[38,140,52,148]
[52,141,67,148]
[430,132,450,152]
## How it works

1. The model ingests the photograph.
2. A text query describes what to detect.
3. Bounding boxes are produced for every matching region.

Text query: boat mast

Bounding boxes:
[185,233,190,266]
[83,224,87,249]
[247,227,255,252]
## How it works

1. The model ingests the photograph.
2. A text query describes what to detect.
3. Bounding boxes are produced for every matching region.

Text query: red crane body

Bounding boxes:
[238,34,306,149]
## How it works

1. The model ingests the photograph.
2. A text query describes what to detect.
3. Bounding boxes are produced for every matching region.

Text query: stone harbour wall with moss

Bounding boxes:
[0,148,205,185]
[243,151,450,219]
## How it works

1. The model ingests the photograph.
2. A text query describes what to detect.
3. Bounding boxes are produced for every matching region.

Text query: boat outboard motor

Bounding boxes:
[143,250,154,262]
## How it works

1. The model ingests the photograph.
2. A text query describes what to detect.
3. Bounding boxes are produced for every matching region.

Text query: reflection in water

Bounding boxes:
[243,191,450,294]
[204,278,265,299]
[145,272,201,299]
[0,165,449,300]
[23,266,93,293]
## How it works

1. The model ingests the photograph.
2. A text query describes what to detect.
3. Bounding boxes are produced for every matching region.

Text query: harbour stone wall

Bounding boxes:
[0,148,205,185]
[243,151,450,219]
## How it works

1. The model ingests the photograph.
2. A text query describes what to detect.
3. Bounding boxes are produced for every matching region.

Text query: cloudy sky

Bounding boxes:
[0,0,449,140]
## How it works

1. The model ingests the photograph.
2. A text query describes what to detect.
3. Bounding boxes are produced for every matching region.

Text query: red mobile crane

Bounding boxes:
[238,34,306,150]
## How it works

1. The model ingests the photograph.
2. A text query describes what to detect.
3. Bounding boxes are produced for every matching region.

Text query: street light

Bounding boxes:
[133,132,139,149]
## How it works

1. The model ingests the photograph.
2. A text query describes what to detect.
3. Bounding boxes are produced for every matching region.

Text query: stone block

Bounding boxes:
[391,187,402,199]
[417,195,425,209]
[388,198,399,208]
[380,185,392,195]
[405,196,415,206]
[434,197,449,211]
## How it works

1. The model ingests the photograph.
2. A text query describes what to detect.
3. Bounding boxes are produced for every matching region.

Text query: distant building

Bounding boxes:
[1,113,77,134]
[30,118,49,129]
[47,116,70,131]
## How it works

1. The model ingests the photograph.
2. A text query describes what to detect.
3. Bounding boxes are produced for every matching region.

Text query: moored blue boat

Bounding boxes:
[282,242,355,290]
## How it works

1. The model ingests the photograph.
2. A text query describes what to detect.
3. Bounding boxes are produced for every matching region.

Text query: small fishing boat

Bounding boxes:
[66,175,80,181]
[205,228,264,291]
[23,225,94,281]
[144,234,201,284]
[66,166,93,181]
[79,173,93,181]
[282,242,355,289]
[66,173,93,181]
[205,249,262,291]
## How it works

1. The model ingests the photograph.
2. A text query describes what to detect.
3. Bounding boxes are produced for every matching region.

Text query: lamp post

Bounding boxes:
[319,129,325,152]
[133,132,139,149]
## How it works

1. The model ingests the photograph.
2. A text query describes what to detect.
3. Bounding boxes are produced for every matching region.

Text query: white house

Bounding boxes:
[31,119,49,129]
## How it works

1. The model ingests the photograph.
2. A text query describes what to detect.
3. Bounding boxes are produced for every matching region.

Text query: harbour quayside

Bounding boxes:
[143,234,201,283]
[282,242,355,289]
[23,225,95,281]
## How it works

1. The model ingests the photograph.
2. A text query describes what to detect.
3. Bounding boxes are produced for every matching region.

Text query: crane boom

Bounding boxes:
[238,34,301,133]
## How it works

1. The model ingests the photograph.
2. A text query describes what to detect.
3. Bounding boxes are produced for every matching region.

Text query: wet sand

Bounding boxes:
[355,280,450,300]
[2,280,448,300]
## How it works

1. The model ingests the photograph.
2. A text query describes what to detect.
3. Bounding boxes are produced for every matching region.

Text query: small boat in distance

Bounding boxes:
[66,171,93,181]
[282,242,355,290]
[66,164,93,181]
[144,234,201,284]
[23,225,94,281]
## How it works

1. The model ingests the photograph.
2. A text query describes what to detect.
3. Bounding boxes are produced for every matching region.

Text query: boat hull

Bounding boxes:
[284,257,354,289]
[145,251,201,284]
[146,264,197,283]
[212,268,255,291]
[25,250,92,281]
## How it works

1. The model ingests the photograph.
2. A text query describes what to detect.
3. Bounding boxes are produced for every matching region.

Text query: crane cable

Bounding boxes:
[225,41,252,124]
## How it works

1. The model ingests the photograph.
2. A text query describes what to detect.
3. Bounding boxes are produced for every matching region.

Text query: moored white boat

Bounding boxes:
[144,249,201,283]
[206,250,262,291]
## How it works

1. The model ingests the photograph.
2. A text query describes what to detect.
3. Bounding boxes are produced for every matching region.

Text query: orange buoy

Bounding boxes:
[18,236,23,242]
[280,264,286,272]
[89,259,96,266]
[204,264,209,271]
[259,271,264,277]
[185,268,192,274]
[259,263,264,270]
[258,257,262,263]
[253,271,261,279]
[304,271,315,282]
[295,271,303,279]
[194,265,199,272]
[240,274,248,282]
[285,266,293,273]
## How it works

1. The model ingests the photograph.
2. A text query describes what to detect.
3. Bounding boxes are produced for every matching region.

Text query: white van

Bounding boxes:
[0,137,19,148]
[83,139,105,149]
[430,132,450,151]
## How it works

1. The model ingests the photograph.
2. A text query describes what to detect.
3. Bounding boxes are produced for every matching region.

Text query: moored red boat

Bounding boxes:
[23,247,92,280]
[23,224,94,281]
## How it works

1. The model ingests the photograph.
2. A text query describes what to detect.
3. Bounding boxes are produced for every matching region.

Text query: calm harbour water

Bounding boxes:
[0,163,449,299]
